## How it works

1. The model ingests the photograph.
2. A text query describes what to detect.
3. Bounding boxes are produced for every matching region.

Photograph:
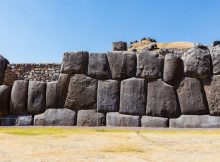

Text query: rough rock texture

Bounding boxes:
[169,115,220,128]
[146,79,180,118]
[46,81,58,108]
[177,78,208,115]
[163,53,183,85]
[112,41,127,51]
[77,109,105,126]
[0,85,11,115]
[60,51,88,74]
[107,51,136,80]
[34,108,76,126]
[57,74,70,107]
[0,55,9,84]
[204,75,220,115]
[141,116,168,127]
[183,45,211,79]
[28,81,46,115]
[213,41,220,47]
[97,80,119,112]
[120,78,146,115]
[106,112,140,127]
[64,74,97,110]
[210,46,220,75]
[0,115,18,126]
[10,80,28,114]
[136,50,164,79]
[88,53,111,79]
[15,115,33,126]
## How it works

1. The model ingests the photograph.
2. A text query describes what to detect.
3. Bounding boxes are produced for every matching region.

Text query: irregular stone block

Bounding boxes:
[28,81,46,115]
[60,51,88,74]
[136,50,164,79]
[88,53,111,79]
[46,81,58,108]
[0,85,11,115]
[183,45,211,79]
[106,112,140,127]
[169,115,220,128]
[77,109,105,126]
[57,74,70,107]
[97,80,119,112]
[120,78,146,115]
[10,80,28,114]
[112,41,127,51]
[34,108,76,126]
[0,114,17,126]
[210,46,220,75]
[0,55,9,84]
[177,78,208,115]
[146,79,180,118]
[107,51,136,80]
[141,116,168,127]
[15,115,33,126]
[64,74,97,110]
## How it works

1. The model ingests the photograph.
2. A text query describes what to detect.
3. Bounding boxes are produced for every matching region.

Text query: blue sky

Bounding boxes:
[0,0,220,63]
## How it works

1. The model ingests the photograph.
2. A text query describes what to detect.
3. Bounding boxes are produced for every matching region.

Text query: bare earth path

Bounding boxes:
[0,127,220,162]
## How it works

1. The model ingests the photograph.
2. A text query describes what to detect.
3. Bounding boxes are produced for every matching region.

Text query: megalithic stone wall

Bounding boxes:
[2,44,220,127]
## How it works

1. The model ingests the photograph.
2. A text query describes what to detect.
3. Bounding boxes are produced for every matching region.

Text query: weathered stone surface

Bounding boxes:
[177,78,208,115]
[28,81,46,115]
[169,115,220,128]
[107,51,136,80]
[60,51,88,74]
[46,81,58,108]
[77,109,105,126]
[183,45,211,79]
[88,53,111,79]
[146,79,180,118]
[163,53,183,85]
[112,41,127,51]
[57,74,70,107]
[0,85,11,115]
[97,80,119,112]
[204,75,220,115]
[0,55,9,84]
[15,115,33,126]
[212,41,220,47]
[120,78,146,115]
[0,114,18,126]
[210,46,220,75]
[10,80,28,114]
[141,116,168,127]
[64,74,97,110]
[106,112,140,127]
[136,50,164,79]
[34,108,76,126]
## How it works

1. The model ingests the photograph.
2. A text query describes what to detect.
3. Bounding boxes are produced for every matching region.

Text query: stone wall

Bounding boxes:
[1,44,220,128]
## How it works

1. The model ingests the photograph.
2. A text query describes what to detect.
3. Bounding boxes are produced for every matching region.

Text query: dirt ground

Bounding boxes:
[0,127,220,162]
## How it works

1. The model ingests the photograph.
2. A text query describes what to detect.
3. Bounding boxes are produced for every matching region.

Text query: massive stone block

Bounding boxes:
[15,115,33,126]
[106,112,140,127]
[177,78,208,115]
[136,50,164,79]
[97,80,119,112]
[163,53,183,85]
[141,116,168,127]
[28,81,46,115]
[169,115,220,128]
[64,74,97,110]
[60,51,88,74]
[0,85,11,115]
[0,55,9,84]
[34,108,76,126]
[120,78,146,115]
[46,81,58,108]
[88,53,111,79]
[146,79,180,118]
[210,46,220,75]
[77,109,105,126]
[107,51,136,80]
[183,45,211,79]
[10,80,28,114]
[57,74,70,107]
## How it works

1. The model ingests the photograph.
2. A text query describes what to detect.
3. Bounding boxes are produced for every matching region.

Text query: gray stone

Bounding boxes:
[177,77,208,115]
[15,115,33,126]
[112,41,127,51]
[64,74,97,110]
[169,115,220,128]
[212,41,220,47]
[146,79,180,118]
[0,85,11,115]
[60,51,88,74]
[34,108,76,126]
[97,80,119,112]
[0,55,9,84]
[57,74,70,107]
[0,114,18,126]
[28,81,46,115]
[183,45,211,79]
[77,109,105,126]
[106,112,140,127]
[46,81,58,108]
[141,116,168,127]
[107,51,136,80]
[210,46,220,75]
[10,80,28,114]
[120,78,146,115]
[88,53,111,79]
[136,50,164,79]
